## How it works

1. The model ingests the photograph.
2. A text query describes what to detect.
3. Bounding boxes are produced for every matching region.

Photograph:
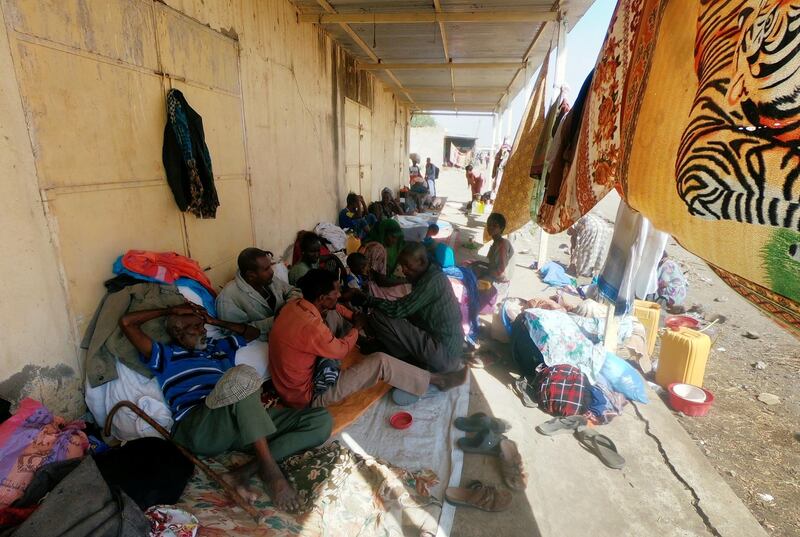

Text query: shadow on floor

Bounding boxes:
[449,365,542,537]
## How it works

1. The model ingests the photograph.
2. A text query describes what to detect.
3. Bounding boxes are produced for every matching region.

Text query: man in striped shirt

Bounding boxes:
[120,302,331,511]
[361,242,465,373]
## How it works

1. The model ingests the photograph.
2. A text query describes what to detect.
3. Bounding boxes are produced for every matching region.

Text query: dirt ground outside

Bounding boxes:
[427,165,799,536]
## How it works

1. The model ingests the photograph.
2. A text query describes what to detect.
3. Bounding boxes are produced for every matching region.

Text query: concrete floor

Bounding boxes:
[427,168,767,537]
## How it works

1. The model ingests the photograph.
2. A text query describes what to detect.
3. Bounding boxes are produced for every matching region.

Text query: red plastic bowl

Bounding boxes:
[389,411,413,430]
[668,383,715,416]
[665,315,701,331]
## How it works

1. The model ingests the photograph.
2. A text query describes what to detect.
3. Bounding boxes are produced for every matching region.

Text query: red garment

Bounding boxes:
[121,250,215,295]
[535,365,590,416]
[268,300,356,408]
[290,231,332,266]
[468,173,485,195]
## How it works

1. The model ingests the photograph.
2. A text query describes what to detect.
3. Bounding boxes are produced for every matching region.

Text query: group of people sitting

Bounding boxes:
[115,176,517,512]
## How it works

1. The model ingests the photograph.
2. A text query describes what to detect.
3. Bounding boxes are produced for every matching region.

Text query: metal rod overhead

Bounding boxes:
[385,86,507,94]
[359,61,525,71]
[299,11,557,24]
[413,111,496,117]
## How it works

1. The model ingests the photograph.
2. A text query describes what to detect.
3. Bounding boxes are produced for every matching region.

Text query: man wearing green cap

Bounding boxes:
[120,303,331,511]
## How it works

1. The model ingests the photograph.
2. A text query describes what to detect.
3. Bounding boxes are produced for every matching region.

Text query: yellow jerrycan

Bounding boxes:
[656,328,711,389]
[633,300,661,356]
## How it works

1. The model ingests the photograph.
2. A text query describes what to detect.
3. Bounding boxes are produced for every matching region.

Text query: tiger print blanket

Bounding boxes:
[538,0,800,337]
[624,0,800,337]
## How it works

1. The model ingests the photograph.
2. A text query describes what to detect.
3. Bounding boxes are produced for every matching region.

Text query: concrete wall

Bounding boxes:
[0,0,408,417]
[410,126,447,167]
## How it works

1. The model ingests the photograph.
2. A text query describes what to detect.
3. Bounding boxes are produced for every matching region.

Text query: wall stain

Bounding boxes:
[0,364,84,419]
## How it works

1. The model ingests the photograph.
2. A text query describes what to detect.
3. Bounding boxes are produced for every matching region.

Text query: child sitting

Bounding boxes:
[471,212,514,283]
[345,252,369,292]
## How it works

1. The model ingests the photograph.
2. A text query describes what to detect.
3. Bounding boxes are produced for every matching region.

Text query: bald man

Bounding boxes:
[362,242,465,373]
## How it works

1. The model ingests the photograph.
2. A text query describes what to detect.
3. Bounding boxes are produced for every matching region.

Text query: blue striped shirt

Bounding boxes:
[141,335,246,421]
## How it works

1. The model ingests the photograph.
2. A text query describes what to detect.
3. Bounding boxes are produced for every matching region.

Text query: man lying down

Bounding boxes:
[119,302,332,511]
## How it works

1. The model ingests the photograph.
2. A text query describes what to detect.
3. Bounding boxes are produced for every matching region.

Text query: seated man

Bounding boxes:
[339,193,377,239]
[288,233,344,286]
[362,242,465,373]
[470,212,515,283]
[268,269,466,409]
[216,248,302,341]
[120,303,332,511]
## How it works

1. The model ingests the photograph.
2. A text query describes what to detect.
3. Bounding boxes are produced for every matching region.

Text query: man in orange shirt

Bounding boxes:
[268,269,466,408]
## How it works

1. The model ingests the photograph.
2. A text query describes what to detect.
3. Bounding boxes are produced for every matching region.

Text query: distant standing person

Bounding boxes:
[465,165,484,211]
[424,158,439,197]
[409,156,423,186]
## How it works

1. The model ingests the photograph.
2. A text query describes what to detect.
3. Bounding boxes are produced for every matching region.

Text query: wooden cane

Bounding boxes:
[104,400,261,522]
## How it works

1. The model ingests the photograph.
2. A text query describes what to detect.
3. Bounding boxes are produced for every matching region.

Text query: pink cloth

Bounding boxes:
[0,399,88,510]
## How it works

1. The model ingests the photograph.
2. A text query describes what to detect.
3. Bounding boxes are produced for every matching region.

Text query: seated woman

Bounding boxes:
[378,187,405,219]
[359,219,411,300]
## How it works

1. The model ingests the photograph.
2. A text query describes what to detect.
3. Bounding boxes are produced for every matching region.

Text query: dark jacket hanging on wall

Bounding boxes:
[162,88,220,218]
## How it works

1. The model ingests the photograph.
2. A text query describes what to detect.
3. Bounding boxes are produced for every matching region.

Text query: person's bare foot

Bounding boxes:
[261,470,301,512]
[430,366,468,391]
[223,464,259,504]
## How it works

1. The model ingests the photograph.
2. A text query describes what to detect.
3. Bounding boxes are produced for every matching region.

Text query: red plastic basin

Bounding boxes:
[389,411,413,430]
[668,383,715,416]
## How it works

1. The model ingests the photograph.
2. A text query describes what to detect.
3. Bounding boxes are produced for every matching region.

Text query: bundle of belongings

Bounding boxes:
[504,295,649,425]
[83,250,269,441]
[0,399,194,536]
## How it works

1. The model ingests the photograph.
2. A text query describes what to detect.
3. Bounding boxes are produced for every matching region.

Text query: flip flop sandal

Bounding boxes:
[499,438,527,491]
[456,429,503,455]
[454,412,511,434]
[445,481,512,512]
[535,415,587,436]
[576,427,626,470]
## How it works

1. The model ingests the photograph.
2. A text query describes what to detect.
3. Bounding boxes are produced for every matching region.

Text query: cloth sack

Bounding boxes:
[534,364,591,417]
[84,361,173,441]
[0,399,88,510]
[314,223,347,252]
[94,437,194,510]
[2,457,148,537]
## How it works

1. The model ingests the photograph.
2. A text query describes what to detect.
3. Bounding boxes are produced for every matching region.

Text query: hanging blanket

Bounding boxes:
[617,0,800,337]
[487,50,551,239]
[536,0,664,233]
[177,441,441,536]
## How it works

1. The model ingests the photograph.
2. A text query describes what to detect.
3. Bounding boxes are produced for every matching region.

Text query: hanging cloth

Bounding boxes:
[597,202,668,314]
[162,88,219,218]
[487,49,551,240]
[536,0,664,234]
[610,0,800,338]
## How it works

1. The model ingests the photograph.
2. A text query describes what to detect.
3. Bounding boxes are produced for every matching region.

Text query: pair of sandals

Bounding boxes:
[536,415,626,470]
[445,413,527,512]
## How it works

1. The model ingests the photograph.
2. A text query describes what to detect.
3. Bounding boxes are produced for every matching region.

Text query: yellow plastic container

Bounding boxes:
[633,300,661,356]
[345,233,361,255]
[655,328,711,389]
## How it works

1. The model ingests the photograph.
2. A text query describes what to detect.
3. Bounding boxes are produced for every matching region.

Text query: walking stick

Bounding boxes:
[104,400,261,522]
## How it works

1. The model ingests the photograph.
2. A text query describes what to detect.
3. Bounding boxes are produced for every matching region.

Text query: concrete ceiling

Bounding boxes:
[290,0,597,114]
